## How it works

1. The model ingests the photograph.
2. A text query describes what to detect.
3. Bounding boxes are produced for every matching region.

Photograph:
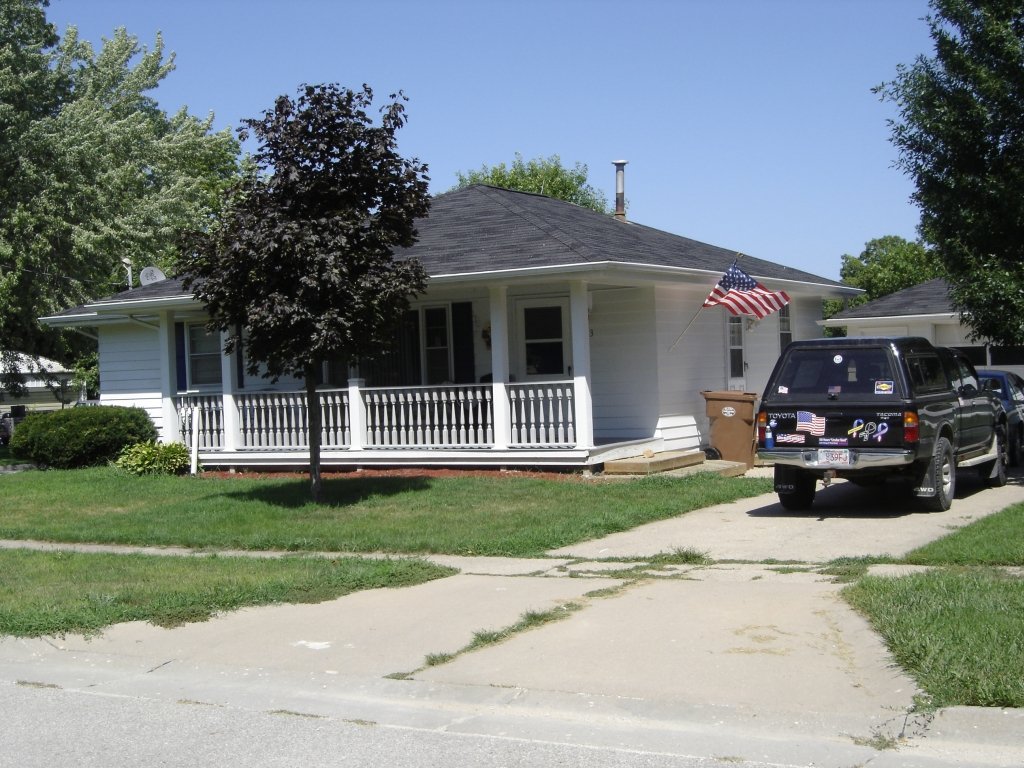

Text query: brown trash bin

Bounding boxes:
[701,390,758,468]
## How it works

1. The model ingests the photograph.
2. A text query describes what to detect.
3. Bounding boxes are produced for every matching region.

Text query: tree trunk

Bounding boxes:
[305,367,323,502]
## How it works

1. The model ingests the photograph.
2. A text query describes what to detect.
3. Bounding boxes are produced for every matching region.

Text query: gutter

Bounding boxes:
[429,260,859,295]
[820,312,958,327]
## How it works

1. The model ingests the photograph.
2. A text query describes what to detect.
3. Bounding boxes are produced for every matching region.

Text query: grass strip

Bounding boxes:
[0,548,454,638]
[0,468,772,557]
[903,502,1024,566]
[843,567,1024,708]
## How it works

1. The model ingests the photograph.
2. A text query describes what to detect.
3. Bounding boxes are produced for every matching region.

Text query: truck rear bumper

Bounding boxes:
[758,448,916,470]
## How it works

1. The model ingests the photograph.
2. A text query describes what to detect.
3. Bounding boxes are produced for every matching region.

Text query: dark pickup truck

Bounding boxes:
[756,337,1007,511]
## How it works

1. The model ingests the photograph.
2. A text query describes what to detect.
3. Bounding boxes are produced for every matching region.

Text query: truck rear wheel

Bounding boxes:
[922,437,955,512]
[775,466,816,511]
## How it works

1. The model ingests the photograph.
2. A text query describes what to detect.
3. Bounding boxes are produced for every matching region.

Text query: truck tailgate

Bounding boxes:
[764,408,906,449]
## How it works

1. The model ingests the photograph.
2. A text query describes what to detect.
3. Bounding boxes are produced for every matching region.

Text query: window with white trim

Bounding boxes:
[779,304,793,350]
[516,298,571,380]
[422,305,452,384]
[186,324,222,388]
[728,315,744,379]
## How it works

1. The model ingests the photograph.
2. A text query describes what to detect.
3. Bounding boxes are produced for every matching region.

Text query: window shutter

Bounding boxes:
[451,302,476,384]
[174,323,187,392]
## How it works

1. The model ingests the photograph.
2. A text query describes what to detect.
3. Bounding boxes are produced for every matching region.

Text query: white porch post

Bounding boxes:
[157,311,179,443]
[347,377,366,450]
[570,280,594,449]
[489,284,511,449]
[219,330,238,451]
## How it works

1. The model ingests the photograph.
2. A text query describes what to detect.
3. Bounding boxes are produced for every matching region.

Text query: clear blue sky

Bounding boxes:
[47,0,935,281]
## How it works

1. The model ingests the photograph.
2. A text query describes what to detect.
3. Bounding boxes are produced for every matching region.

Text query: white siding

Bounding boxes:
[589,287,659,439]
[653,285,728,447]
[98,324,165,433]
[743,295,823,396]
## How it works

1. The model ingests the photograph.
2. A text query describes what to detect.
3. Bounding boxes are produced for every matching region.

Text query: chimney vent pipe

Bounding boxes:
[612,160,627,220]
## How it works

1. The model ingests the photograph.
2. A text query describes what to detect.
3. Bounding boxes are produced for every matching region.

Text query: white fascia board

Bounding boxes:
[39,311,101,327]
[820,312,958,327]
[41,294,200,328]
[89,294,197,312]
[429,260,857,295]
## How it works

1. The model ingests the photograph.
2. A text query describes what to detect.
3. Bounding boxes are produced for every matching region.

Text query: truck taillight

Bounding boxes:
[756,411,767,442]
[904,411,920,443]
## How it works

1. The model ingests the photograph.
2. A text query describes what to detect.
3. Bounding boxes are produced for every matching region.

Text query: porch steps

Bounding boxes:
[602,449,706,476]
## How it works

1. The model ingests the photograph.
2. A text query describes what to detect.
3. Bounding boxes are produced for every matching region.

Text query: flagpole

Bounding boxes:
[668,254,744,352]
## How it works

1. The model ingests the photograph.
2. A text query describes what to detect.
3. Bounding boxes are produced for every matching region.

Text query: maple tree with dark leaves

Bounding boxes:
[183,84,430,500]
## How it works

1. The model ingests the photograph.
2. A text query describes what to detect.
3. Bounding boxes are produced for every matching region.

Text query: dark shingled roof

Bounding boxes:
[831,278,952,319]
[399,185,844,286]
[48,185,847,315]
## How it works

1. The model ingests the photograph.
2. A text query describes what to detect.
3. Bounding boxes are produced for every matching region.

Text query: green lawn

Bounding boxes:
[0,466,772,638]
[842,501,1024,708]
[0,548,453,638]
[5,463,1022,711]
[0,467,773,557]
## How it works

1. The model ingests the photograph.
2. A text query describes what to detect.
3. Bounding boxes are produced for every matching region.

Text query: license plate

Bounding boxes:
[817,449,851,466]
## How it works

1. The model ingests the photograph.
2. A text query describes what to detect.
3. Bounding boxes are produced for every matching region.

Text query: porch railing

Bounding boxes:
[236,389,350,449]
[508,382,576,447]
[363,384,493,448]
[174,394,224,450]
[173,380,576,452]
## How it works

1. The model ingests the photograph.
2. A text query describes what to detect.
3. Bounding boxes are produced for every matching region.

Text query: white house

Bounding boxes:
[42,183,856,470]
[822,278,1024,377]
[1,352,75,412]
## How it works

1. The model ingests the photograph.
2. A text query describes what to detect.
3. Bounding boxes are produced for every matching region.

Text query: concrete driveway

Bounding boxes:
[1,469,1022,767]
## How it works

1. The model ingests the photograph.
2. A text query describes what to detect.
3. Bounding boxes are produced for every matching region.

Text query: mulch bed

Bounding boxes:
[201,467,598,482]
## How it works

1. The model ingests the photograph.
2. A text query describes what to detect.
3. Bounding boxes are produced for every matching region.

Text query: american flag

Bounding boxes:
[796,411,826,436]
[702,264,791,319]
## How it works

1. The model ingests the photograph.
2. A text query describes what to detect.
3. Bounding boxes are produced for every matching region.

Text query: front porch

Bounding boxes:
[170,379,626,469]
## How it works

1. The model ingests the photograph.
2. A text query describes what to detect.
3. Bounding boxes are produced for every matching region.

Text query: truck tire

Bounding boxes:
[775,466,816,511]
[922,437,955,512]
[980,427,1008,488]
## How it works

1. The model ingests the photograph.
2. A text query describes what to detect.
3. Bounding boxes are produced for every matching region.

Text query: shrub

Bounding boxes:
[10,406,158,469]
[116,441,192,476]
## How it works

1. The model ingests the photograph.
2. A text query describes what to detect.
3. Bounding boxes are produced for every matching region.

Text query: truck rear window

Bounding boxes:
[904,352,947,393]
[772,348,898,397]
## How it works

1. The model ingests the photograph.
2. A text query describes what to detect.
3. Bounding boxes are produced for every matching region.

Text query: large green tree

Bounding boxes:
[182,84,430,500]
[877,0,1024,345]
[839,235,940,302]
[453,152,610,213]
[0,1,239,395]
[823,235,940,335]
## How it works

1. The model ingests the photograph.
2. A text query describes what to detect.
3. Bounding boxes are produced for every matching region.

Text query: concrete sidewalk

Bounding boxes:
[2,474,1023,766]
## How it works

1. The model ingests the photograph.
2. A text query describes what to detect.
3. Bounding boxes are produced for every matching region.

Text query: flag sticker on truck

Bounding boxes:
[796,411,826,436]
